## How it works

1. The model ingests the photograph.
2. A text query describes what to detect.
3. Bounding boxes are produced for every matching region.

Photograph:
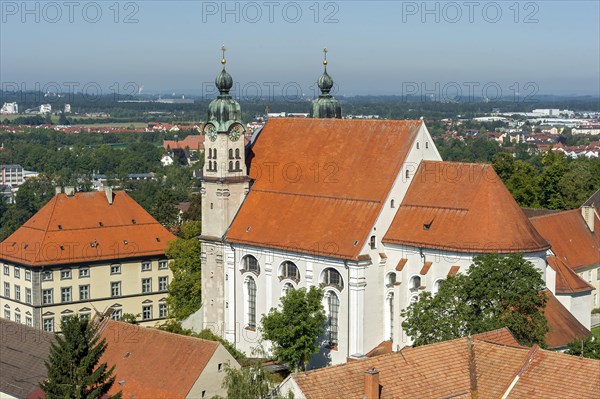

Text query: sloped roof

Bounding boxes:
[383,161,550,253]
[472,327,522,347]
[547,256,594,294]
[0,191,176,267]
[530,209,600,271]
[0,319,53,399]
[163,135,204,151]
[291,334,600,399]
[543,289,591,348]
[97,319,220,399]
[227,118,422,260]
[582,187,600,208]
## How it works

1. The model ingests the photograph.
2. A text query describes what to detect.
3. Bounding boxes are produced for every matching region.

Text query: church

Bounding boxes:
[199,50,592,367]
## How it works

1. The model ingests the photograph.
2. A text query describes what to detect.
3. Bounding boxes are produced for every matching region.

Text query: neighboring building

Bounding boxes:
[0,102,18,114]
[572,124,600,135]
[279,328,600,399]
[161,154,174,167]
[163,135,205,153]
[199,53,587,367]
[1,316,239,399]
[531,207,600,314]
[1,164,38,189]
[64,104,71,114]
[0,189,176,331]
[0,318,52,399]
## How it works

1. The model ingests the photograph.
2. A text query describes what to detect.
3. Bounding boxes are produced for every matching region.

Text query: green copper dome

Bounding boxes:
[311,50,342,119]
[207,66,242,132]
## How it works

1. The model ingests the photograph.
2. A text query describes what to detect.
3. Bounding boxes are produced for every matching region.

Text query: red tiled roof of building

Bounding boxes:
[547,256,594,294]
[163,135,204,151]
[544,290,591,348]
[383,161,550,253]
[290,333,600,399]
[0,191,175,266]
[96,319,220,399]
[227,118,423,260]
[530,209,600,271]
[472,327,523,347]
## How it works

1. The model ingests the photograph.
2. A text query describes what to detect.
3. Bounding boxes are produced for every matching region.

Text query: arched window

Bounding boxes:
[229,161,233,171]
[282,282,294,296]
[207,148,212,159]
[235,161,240,170]
[325,291,339,347]
[433,279,444,295]
[386,272,397,287]
[280,261,299,282]
[242,255,260,274]
[322,268,343,291]
[386,292,394,341]
[370,235,376,250]
[235,148,240,159]
[409,294,418,304]
[229,149,234,159]
[214,150,217,160]
[245,276,257,328]
[409,275,421,291]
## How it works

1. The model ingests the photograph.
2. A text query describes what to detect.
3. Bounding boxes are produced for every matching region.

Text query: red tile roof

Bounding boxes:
[547,256,594,294]
[472,327,523,347]
[544,290,591,348]
[530,209,600,271]
[227,118,423,260]
[383,161,550,253]
[163,135,204,151]
[97,319,220,399]
[0,191,175,266]
[291,333,600,399]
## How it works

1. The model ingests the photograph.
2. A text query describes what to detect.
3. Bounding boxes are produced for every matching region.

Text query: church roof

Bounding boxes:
[383,161,550,253]
[0,191,175,267]
[226,118,422,260]
[547,256,594,294]
[530,209,600,271]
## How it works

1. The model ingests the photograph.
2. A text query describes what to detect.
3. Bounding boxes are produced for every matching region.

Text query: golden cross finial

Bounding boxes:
[221,45,227,65]
[323,47,328,66]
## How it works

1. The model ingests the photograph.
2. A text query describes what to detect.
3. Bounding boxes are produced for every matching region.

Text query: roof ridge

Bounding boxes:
[498,345,539,399]
[34,195,59,264]
[529,208,580,220]
[400,204,469,212]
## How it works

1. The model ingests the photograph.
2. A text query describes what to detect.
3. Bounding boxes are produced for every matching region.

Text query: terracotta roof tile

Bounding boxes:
[547,256,594,294]
[384,161,550,253]
[395,258,408,271]
[291,334,600,399]
[227,118,423,260]
[530,209,600,271]
[163,135,204,151]
[0,191,176,266]
[97,319,220,399]
[420,261,432,275]
[448,265,460,276]
[543,290,591,348]
[472,327,523,347]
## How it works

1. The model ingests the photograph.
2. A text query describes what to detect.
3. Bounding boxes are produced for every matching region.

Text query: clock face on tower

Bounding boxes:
[229,123,244,142]
[204,124,217,141]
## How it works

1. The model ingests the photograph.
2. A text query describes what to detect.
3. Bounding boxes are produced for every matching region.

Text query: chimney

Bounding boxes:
[104,187,113,205]
[55,186,62,195]
[363,369,380,399]
[581,206,595,232]
[64,186,75,197]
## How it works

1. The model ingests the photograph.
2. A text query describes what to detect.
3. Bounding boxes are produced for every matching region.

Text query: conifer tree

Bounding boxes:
[41,316,122,399]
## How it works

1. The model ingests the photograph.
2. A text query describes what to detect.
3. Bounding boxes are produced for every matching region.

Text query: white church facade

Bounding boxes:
[199,51,592,367]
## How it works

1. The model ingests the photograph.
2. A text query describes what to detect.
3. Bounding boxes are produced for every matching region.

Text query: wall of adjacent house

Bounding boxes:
[557,290,592,330]
[186,344,240,399]
[0,258,172,331]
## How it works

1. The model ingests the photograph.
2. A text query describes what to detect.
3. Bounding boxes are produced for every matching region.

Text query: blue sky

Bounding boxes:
[1,1,599,96]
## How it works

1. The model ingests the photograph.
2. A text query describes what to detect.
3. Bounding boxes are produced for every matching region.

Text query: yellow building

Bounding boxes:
[0,188,176,331]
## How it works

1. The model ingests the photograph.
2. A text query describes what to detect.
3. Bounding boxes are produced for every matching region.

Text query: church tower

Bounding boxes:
[201,47,249,335]
[310,48,342,119]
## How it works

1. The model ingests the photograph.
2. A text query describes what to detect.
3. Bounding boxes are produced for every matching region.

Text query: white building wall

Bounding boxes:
[557,291,592,331]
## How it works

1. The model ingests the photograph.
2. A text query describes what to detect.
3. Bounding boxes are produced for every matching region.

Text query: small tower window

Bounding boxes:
[214,150,217,160]
[229,161,233,171]
[416,142,420,149]
[235,161,240,171]
[229,149,234,159]
[235,148,240,159]
[370,235,376,250]
[405,170,410,179]
[391,199,395,208]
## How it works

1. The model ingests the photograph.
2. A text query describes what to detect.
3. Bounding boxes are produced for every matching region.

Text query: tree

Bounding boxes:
[212,363,293,399]
[183,193,202,221]
[41,316,122,399]
[402,254,548,347]
[165,221,202,320]
[150,189,179,227]
[565,336,600,360]
[261,287,327,372]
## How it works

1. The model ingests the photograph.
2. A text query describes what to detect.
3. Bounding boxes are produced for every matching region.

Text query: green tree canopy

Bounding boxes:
[402,253,548,347]
[165,221,202,320]
[261,286,327,372]
[565,336,600,360]
[41,316,121,399]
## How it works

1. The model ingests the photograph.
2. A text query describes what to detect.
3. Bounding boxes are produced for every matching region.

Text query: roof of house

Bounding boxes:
[0,191,176,267]
[226,118,423,260]
[547,256,594,294]
[383,161,550,253]
[0,319,53,399]
[530,209,600,271]
[163,135,204,151]
[290,333,600,399]
[543,289,591,348]
[97,319,221,399]
[583,187,600,209]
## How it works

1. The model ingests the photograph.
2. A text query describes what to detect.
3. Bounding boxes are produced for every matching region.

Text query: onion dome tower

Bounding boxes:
[310,48,342,119]
[206,46,243,132]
